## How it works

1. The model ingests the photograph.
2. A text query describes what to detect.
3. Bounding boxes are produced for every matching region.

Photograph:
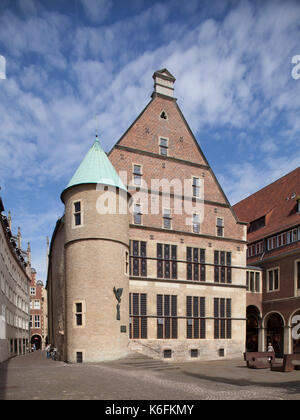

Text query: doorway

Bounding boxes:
[266,313,284,357]
[31,335,42,350]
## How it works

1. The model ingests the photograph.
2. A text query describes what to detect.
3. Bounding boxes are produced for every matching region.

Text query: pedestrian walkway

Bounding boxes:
[1,350,300,400]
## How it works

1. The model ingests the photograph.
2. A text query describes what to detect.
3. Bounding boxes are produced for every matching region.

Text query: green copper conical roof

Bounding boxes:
[62,137,127,194]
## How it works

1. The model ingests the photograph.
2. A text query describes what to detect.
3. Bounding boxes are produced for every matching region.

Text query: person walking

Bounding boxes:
[267,342,275,363]
[46,343,51,359]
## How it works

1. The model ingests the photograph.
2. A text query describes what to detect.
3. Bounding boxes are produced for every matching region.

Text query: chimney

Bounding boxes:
[153,68,176,99]
[27,242,31,266]
[17,226,22,249]
[7,211,12,231]
[46,236,50,272]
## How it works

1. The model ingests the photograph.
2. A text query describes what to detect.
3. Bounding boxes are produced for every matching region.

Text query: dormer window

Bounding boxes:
[297,199,300,214]
[248,215,265,233]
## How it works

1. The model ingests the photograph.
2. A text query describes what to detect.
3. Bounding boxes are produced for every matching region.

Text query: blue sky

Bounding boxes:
[0,0,299,282]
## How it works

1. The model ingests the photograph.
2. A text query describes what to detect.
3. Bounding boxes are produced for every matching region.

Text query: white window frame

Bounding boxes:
[294,259,300,297]
[73,300,86,328]
[34,315,40,328]
[267,267,280,292]
[34,300,40,310]
[132,164,143,186]
[216,217,224,237]
[192,177,200,198]
[162,208,172,230]
[192,213,200,233]
[159,136,168,156]
[133,203,142,225]
[73,199,83,228]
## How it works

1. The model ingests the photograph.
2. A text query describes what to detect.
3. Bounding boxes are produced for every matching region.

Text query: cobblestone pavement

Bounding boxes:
[0,350,300,400]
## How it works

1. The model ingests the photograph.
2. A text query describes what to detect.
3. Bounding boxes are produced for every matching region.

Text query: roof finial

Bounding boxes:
[95,114,99,141]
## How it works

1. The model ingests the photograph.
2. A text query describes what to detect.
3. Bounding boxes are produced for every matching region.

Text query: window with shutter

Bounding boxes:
[157,243,177,279]
[214,298,232,339]
[186,247,206,282]
[130,241,147,277]
[157,294,177,339]
[214,251,232,283]
[129,293,148,339]
[186,296,206,339]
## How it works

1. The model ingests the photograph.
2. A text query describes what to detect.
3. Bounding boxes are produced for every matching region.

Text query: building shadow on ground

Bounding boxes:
[182,369,300,397]
[0,359,9,400]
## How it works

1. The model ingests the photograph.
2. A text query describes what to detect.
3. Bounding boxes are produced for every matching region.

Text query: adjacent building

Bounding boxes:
[47,69,248,363]
[29,268,48,350]
[233,167,300,356]
[0,197,31,363]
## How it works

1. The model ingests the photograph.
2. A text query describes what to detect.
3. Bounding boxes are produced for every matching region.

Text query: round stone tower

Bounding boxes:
[61,136,130,363]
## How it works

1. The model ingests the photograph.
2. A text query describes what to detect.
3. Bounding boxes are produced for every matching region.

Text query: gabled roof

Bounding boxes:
[233,167,300,242]
[62,137,127,197]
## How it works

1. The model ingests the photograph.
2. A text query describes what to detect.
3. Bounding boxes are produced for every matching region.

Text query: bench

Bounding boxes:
[271,354,300,372]
[244,352,275,369]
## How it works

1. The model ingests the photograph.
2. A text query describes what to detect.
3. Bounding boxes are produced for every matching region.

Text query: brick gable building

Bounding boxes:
[29,268,47,350]
[233,167,300,355]
[47,69,248,363]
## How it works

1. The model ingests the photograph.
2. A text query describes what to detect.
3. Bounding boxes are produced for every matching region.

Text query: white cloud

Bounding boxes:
[0,0,299,278]
[80,0,113,23]
[0,0,299,192]
[17,0,40,16]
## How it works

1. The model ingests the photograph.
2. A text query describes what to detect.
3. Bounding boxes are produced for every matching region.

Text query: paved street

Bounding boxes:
[0,350,300,400]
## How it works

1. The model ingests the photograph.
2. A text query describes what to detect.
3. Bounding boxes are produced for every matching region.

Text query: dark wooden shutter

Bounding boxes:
[133,240,139,256]
[226,299,232,339]
[214,266,219,282]
[226,252,231,266]
[164,295,170,316]
[194,263,199,281]
[165,260,170,278]
[200,248,205,263]
[157,294,163,339]
[157,243,163,259]
[171,295,177,339]
[140,294,147,339]
[186,296,192,317]
[171,246,177,279]
[200,297,206,339]
[140,241,147,257]
[227,268,232,284]
[221,267,225,283]
[220,251,225,266]
[157,295,163,317]
[187,263,192,280]
[214,298,219,339]
[201,265,206,281]
[214,250,219,265]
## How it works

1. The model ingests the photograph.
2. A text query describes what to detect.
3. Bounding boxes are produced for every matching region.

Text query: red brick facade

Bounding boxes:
[234,168,300,355]
[30,269,47,350]
[47,68,248,362]
[108,70,247,361]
